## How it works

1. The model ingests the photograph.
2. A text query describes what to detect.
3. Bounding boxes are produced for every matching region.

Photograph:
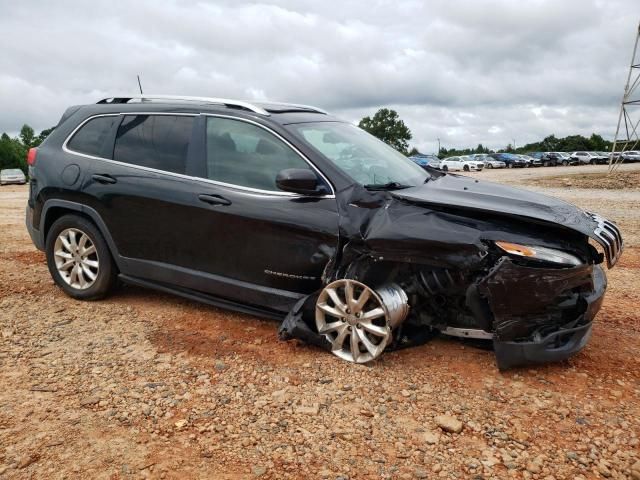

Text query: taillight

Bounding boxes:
[27,147,37,166]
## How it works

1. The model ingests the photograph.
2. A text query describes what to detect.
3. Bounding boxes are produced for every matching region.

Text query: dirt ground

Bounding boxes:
[1,164,639,480]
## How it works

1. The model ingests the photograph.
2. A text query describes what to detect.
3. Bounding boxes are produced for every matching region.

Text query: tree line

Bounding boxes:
[0,125,54,173]
[358,108,614,157]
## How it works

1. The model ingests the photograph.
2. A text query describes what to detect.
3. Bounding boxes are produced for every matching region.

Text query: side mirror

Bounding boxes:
[276,169,326,195]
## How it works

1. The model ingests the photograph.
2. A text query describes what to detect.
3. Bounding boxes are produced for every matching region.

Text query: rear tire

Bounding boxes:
[562,160,569,166]
[442,165,448,172]
[463,165,470,172]
[45,214,117,300]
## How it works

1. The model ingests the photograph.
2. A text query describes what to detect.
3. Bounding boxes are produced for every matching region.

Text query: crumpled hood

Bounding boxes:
[391,173,623,267]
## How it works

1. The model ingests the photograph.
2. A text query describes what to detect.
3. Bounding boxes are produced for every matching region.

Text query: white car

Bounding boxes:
[440,156,484,172]
[569,151,601,165]
[473,154,505,169]
[0,168,27,185]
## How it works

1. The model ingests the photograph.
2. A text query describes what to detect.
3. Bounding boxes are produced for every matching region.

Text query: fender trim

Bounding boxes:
[39,199,123,269]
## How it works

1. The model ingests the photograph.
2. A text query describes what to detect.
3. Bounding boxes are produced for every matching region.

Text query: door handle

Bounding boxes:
[198,194,231,206]
[92,174,117,184]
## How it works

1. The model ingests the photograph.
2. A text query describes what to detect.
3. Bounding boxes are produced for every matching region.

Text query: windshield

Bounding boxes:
[290,122,429,188]
[2,169,23,175]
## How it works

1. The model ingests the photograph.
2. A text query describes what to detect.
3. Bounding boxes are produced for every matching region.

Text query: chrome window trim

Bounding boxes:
[62,112,336,199]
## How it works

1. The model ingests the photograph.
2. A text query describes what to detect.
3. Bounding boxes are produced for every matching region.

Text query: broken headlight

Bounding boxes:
[495,241,582,266]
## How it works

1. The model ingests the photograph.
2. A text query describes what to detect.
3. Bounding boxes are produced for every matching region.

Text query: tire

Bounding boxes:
[507,163,513,168]
[463,165,470,172]
[45,214,117,300]
[442,165,448,172]
[487,163,493,169]
[562,160,569,166]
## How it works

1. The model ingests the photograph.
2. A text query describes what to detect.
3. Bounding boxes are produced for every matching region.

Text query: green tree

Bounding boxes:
[19,124,36,149]
[0,133,28,172]
[407,146,419,156]
[35,127,55,146]
[358,108,412,155]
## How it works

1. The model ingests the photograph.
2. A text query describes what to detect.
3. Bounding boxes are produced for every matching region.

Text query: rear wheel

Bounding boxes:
[562,160,569,166]
[442,165,448,172]
[45,214,117,300]
[463,165,470,172]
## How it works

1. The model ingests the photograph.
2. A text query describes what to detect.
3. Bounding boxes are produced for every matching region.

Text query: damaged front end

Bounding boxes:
[278,173,623,370]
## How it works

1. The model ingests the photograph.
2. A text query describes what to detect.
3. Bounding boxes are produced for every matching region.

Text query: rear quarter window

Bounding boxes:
[66,116,118,157]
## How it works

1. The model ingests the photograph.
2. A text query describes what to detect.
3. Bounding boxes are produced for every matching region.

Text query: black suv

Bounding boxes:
[26,95,623,369]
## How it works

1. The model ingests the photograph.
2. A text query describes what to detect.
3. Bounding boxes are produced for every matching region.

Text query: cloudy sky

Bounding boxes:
[0,0,638,152]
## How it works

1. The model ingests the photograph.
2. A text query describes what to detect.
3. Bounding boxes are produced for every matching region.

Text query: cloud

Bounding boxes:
[0,0,636,152]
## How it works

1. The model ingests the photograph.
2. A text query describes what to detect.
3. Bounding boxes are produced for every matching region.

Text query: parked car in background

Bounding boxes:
[569,152,602,165]
[616,151,640,162]
[488,153,526,168]
[554,152,578,166]
[473,153,505,169]
[538,152,561,166]
[516,154,542,167]
[440,156,484,172]
[596,152,611,164]
[0,168,27,185]
[408,154,441,170]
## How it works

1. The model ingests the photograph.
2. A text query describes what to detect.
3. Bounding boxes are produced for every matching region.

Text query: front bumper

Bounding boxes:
[480,260,607,370]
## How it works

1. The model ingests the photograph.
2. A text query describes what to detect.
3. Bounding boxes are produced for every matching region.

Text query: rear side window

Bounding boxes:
[113,115,194,174]
[204,117,311,191]
[67,116,117,157]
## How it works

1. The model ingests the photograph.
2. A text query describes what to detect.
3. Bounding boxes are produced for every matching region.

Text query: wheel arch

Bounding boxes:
[41,200,122,270]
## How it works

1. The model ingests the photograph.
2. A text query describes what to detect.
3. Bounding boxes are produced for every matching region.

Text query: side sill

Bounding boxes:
[118,274,285,321]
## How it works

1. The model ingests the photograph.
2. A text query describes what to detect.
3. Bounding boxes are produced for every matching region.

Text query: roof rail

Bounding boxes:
[96,95,271,116]
[256,101,328,115]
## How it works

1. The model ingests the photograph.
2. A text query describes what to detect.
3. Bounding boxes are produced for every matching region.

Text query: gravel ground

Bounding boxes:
[1,165,639,479]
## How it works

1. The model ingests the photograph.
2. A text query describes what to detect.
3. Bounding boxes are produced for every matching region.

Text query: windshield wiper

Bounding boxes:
[363,181,411,191]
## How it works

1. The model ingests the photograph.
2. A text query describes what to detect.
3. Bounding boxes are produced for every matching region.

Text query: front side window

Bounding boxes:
[205,117,312,192]
[290,122,428,188]
[67,116,118,157]
[113,115,194,174]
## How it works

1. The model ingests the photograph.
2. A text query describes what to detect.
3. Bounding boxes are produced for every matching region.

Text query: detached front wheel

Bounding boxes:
[315,279,408,363]
[45,214,117,300]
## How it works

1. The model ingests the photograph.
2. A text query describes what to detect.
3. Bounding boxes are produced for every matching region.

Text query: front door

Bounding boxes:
[188,115,340,298]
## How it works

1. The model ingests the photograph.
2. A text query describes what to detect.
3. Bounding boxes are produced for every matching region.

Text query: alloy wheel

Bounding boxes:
[54,228,100,289]
[315,279,391,363]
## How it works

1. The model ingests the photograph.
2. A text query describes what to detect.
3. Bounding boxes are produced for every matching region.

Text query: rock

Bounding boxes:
[295,403,320,416]
[435,414,463,434]
[252,465,267,477]
[214,360,226,372]
[414,467,428,479]
[174,419,188,429]
[17,454,39,469]
[631,460,640,480]
[526,456,544,474]
[598,462,611,478]
[422,431,439,445]
[80,395,100,407]
[432,463,442,473]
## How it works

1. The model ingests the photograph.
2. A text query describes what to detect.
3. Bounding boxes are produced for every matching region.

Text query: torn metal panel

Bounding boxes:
[278,170,619,369]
